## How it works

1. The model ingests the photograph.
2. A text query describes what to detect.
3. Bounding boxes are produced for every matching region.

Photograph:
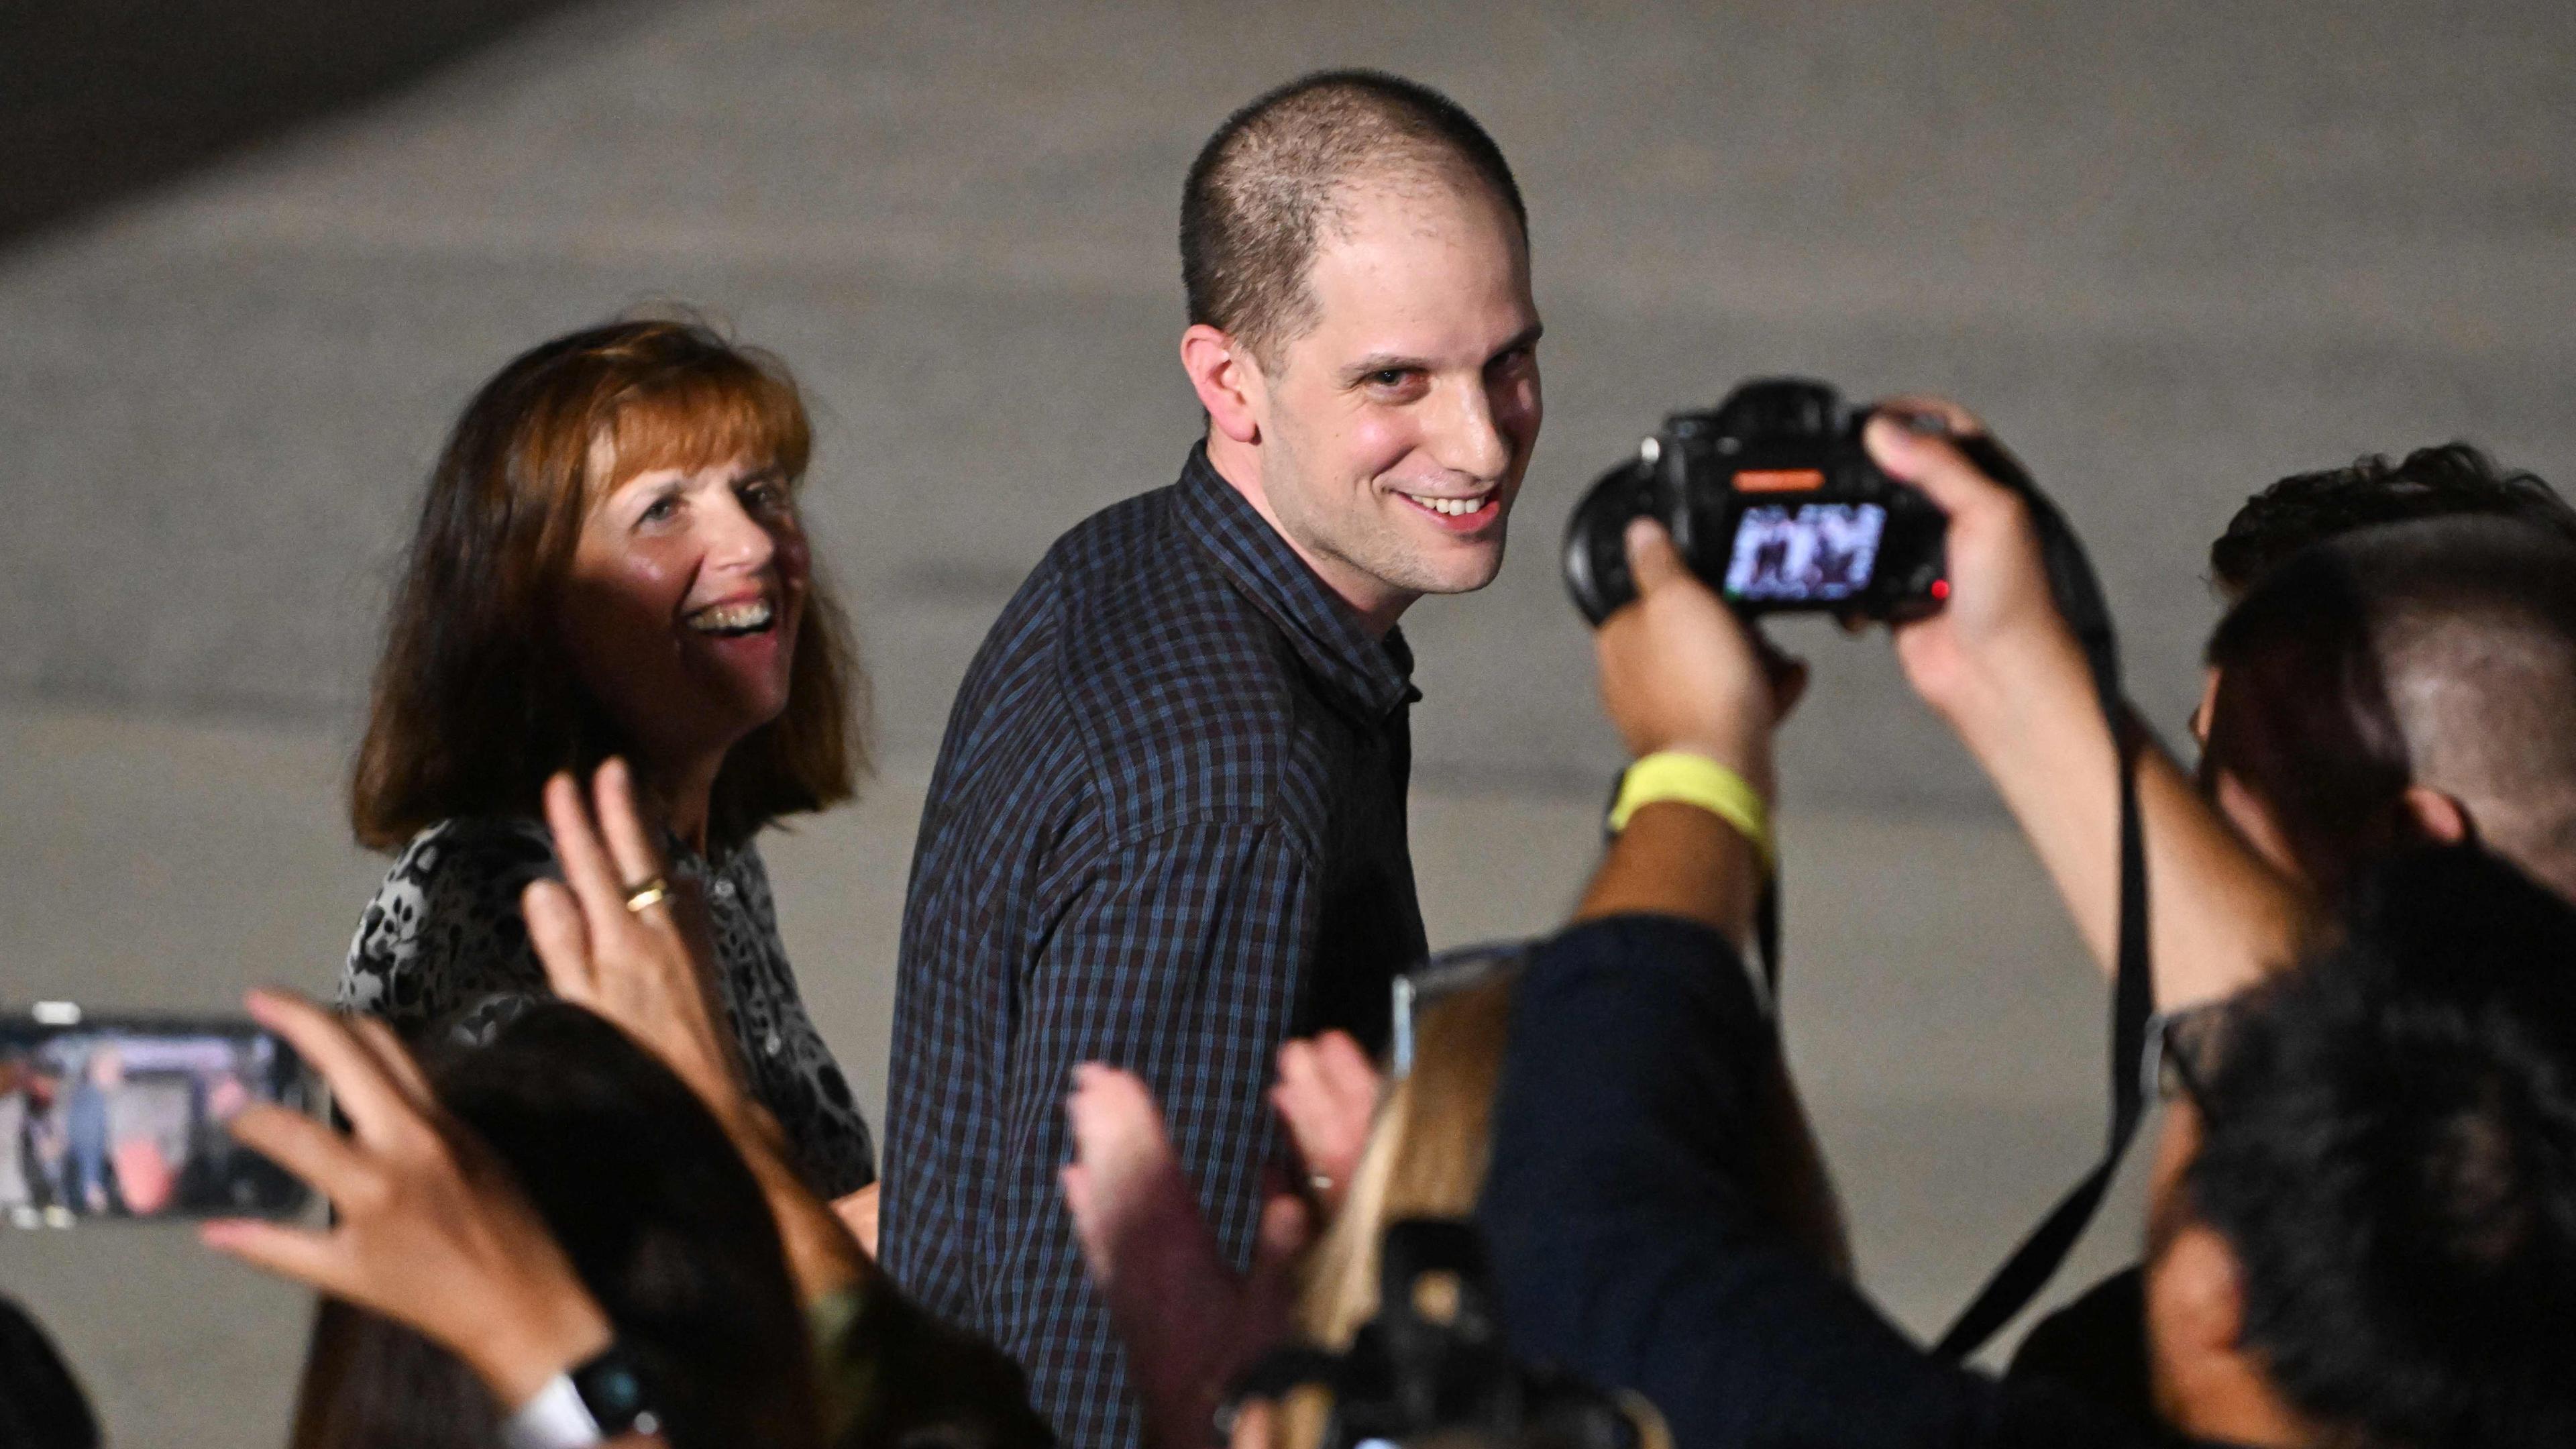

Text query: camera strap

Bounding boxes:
[1928,437,2154,1361]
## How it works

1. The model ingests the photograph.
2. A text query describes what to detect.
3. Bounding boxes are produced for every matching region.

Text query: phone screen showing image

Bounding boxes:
[1723,502,1888,603]
[1,1014,311,1226]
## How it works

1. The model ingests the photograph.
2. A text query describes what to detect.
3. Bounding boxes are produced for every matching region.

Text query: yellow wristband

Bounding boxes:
[1608,751,1774,870]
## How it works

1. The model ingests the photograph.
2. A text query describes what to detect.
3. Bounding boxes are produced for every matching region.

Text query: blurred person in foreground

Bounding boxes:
[283,1002,822,1449]
[0,1295,98,1449]
[211,763,1050,1449]
[342,317,878,1218]
[882,68,1544,1447]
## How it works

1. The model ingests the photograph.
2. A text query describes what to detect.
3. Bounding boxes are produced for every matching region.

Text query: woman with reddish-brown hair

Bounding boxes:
[341,316,877,1205]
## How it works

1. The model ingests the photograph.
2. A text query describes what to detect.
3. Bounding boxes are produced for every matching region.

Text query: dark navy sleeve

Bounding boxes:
[1477,914,2162,1449]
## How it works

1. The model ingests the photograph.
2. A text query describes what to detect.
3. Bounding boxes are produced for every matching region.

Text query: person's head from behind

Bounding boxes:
[2199,517,2576,900]
[352,315,864,852]
[1180,70,1543,631]
[2141,845,2576,1447]
[2208,443,2576,602]
[288,1002,818,1449]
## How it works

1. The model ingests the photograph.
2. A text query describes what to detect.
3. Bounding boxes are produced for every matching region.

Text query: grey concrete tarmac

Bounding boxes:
[3,0,2569,1442]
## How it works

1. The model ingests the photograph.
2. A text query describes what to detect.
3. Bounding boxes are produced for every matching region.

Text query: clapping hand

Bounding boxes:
[1269,1030,1381,1217]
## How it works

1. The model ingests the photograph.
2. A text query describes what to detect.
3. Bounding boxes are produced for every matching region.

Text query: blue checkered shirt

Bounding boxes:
[881,444,1428,1448]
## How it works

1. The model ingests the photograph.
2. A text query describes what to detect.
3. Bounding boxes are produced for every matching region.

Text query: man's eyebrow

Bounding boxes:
[1339,353,1432,387]
[1489,322,1545,360]
[1336,325,1546,388]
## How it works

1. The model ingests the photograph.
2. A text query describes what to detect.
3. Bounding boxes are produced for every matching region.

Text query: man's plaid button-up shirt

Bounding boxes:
[881,443,1430,1449]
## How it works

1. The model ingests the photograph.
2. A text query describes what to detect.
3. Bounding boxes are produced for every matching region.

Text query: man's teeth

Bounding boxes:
[685,599,775,635]
[1406,494,1491,517]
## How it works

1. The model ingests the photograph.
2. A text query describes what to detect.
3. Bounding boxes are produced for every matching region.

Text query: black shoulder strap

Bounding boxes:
[1931,436,2157,1360]
[1934,714,2151,1358]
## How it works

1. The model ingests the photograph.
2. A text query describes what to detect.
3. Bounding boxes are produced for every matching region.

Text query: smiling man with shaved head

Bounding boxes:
[880,70,1542,1448]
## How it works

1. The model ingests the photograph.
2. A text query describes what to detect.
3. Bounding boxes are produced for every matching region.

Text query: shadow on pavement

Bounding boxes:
[0,0,610,249]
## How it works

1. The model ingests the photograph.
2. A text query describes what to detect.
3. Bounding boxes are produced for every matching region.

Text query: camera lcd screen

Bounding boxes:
[1,1016,308,1225]
[1723,502,1887,602]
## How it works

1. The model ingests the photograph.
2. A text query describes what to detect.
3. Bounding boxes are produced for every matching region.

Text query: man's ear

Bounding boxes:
[2398,784,2473,847]
[1181,324,1264,445]
[2151,1222,2313,1446]
[2158,1222,2246,1365]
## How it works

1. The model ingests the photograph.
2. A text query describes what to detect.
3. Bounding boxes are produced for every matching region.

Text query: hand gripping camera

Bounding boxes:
[1562,378,1948,626]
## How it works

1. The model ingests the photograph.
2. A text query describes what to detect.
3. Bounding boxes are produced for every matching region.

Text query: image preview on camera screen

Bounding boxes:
[1723,502,1888,602]
[0,1022,298,1225]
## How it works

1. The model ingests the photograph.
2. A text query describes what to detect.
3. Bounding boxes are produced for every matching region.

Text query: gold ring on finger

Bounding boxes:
[622,876,672,914]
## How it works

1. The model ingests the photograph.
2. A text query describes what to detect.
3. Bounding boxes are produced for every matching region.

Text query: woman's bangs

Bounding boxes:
[596,365,812,497]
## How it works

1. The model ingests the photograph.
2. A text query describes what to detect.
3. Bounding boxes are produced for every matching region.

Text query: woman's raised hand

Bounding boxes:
[523,760,745,1122]
[200,989,610,1411]
[527,759,870,1296]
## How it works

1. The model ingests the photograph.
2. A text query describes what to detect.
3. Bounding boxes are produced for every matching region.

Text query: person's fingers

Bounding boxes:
[1273,1038,1320,1099]
[1863,415,2008,520]
[521,879,596,1002]
[1772,655,1811,720]
[345,1015,435,1111]
[199,1218,352,1297]
[1873,393,1986,439]
[542,770,629,932]
[1059,1163,1119,1283]
[1305,1030,1377,1095]
[222,1103,370,1203]
[590,759,673,910]
[1245,1191,1315,1308]
[245,990,411,1143]
[1622,517,1690,598]
[1059,1163,1094,1230]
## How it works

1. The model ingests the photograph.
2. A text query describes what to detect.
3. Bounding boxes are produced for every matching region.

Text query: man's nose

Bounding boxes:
[1433,378,1514,482]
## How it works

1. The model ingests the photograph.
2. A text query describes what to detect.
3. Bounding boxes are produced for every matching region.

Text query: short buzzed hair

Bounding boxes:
[1181,70,1526,370]
[2207,517,2576,897]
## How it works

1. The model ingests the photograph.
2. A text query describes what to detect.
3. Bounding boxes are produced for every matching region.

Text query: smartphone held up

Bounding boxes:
[1,1004,313,1227]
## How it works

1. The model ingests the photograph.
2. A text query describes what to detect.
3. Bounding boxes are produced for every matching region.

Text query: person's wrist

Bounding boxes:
[1637,731,1774,805]
[464,1283,615,1412]
[1937,625,2094,757]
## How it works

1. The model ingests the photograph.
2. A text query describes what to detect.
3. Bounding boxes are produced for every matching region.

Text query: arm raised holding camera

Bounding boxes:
[1578,517,1788,943]
[1865,404,2313,1008]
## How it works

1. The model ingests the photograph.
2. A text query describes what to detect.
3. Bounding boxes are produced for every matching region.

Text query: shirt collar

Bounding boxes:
[1176,442,1419,719]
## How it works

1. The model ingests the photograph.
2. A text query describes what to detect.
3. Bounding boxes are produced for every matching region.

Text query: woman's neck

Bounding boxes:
[636,750,725,856]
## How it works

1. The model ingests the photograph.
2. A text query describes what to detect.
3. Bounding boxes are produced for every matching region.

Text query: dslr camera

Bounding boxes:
[1563,378,1948,626]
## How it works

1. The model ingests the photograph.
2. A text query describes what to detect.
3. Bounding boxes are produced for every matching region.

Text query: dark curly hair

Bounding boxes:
[2186,845,2576,1448]
[2209,443,2575,598]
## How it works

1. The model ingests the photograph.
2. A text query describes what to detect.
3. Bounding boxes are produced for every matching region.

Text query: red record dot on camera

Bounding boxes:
[1931,579,1951,600]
